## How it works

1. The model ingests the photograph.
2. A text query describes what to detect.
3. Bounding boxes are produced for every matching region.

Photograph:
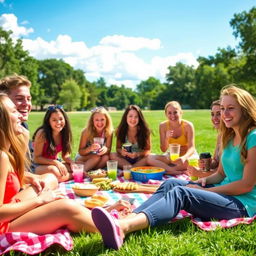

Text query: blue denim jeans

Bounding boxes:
[133,178,248,226]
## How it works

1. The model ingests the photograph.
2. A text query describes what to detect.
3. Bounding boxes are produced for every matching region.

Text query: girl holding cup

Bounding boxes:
[110,105,151,168]
[33,105,74,182]
[76,107,113,172]
[147,101,195,175]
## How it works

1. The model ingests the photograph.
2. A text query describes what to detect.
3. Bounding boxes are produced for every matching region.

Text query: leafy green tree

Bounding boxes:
[156,63,196,109]
[136,77,165,109]
[230,7,256,82]
[58,79,81,111]
[37,59,74,104]
[0,27,39,104]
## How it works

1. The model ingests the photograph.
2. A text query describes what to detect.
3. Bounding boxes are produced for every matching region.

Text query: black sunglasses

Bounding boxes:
[47,105,63,111]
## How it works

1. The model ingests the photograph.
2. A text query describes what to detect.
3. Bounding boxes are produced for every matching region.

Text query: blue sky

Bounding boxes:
[0,0,255,88]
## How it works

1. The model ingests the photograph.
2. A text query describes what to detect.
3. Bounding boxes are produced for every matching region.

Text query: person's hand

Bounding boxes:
[97,145,108,155]
[172,156,186,165]
[186,183,208,190]
[38,188,65,204]
[55,161,68,176]
[166,130,174,139]
[106,200,132,218]
[91,143,101,153]
[194,177,207,187]
[126,152,137,159]
[30,176,46,193]
[121,148,129,157]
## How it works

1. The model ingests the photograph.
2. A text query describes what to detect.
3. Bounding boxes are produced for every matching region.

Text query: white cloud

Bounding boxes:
[0,14,33,39]
[0,0,5,3]
[100,35,161,51]
[1,13,199,89]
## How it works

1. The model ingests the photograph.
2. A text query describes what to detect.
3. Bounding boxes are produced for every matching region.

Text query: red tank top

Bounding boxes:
[0,172,21,234]
[42,140,62,159]
[3,172,21,203]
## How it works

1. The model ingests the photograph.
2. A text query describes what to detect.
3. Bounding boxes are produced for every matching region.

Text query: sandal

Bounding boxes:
[92,207,123,250]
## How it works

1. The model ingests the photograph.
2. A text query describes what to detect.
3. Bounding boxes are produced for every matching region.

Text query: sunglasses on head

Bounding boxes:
[91,106,105,113]
[47,105,63,111]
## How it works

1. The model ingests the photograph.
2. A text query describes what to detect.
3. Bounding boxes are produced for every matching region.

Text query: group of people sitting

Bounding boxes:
[0,74,256,251]
[32,100,197,181]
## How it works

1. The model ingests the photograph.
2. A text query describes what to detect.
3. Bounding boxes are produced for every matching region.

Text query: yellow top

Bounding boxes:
[166,120,188,146]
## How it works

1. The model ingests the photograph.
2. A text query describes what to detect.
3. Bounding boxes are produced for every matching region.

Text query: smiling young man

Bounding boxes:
[0,74,57,192]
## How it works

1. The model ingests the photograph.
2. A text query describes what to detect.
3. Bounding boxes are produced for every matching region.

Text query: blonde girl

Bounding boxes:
[148,101,195,175]
[76,107,113,172]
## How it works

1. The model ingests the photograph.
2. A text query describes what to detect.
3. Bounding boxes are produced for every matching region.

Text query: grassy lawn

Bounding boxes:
[16,110,256,256]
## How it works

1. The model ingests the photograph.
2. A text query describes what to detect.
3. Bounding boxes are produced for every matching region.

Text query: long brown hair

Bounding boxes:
[33,106,72,156]
[116,105,150,150]
[0,94,28,183]
[220,84,256,162]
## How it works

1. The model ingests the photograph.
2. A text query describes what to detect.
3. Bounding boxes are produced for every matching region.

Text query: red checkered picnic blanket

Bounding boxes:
[60,173,256,231]
[0,229,73,255]
[1,173,255,255]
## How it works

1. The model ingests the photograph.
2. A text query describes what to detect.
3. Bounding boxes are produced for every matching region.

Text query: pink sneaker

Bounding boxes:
[92,207,123,250]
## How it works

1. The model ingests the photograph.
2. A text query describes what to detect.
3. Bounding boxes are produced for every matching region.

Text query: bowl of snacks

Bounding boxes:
[88,169,107,180]
[72,183,99,197]
[131,166,165,182]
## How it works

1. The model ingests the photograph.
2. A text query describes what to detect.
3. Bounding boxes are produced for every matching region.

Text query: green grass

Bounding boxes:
[16,110,256,256]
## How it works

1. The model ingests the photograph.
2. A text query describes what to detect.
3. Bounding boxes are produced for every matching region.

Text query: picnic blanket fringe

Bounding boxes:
[0,229,73,255]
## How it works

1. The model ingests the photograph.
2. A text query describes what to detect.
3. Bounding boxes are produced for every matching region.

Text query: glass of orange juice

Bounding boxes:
[169,144,180,162]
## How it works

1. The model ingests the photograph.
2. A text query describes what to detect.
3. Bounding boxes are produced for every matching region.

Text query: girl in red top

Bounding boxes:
[0,93,130,235]
[33,105,73,182]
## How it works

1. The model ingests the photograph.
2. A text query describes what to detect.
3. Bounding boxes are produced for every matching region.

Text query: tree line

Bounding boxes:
[0,7,256,111]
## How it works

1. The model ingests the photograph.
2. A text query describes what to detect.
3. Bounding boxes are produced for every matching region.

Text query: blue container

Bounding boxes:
[131,167,165,182]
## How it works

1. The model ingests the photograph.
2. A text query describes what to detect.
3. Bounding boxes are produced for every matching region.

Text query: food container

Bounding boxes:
[87,169,107,180]
[131,166,165,182]
[72,184,99,197]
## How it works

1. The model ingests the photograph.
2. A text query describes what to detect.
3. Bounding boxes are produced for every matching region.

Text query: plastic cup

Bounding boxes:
[93,137,104,153]
[72,163,84,182]
[169,144,180,161]
[188,158,199,167]
[123,142,132,152]
[123,165,132,180]
[107,160,118,180]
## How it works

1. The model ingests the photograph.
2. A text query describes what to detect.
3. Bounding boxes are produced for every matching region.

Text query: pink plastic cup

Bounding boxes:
[72,163,84,182]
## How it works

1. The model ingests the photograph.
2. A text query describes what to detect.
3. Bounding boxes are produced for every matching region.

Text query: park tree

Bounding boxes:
[0,27,39,104]
[58,79,82,111]
[195,63,231,108]
[230,7,256,83]
[94,77,109,107]
[159,63,196,108]
[136,77,164,109]
[37,59,74,104]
